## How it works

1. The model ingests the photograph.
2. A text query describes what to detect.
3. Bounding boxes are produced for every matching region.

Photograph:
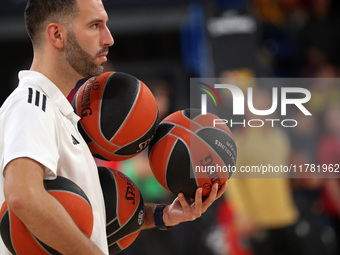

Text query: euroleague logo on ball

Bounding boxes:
[80,77,100,118]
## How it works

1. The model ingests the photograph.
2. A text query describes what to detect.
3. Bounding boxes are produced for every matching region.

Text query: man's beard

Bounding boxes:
[65,30,108,78]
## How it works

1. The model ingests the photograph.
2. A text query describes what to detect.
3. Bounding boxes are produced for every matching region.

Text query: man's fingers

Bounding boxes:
[175,182,227,222]
[201,183,219,211]
[192,188,203,217]
[177,193,191,214]
[216,182,227,199]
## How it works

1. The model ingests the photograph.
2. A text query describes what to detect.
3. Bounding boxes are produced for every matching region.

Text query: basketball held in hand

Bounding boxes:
[148,109,237,198]
[72,72,158,161]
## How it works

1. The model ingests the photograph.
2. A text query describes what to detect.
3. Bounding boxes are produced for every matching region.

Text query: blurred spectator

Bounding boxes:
[251,0,310,26]
[288,106,338,255]
[288,108,322,197]
[227,87,322,255]
[289,108,318,168]
[252,0,291,25]
[298,0,340,76]
[307,66,340,114]
[317,103,340,253]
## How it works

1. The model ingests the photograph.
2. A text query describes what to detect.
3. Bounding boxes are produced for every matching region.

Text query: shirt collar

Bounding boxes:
[18,70,80,124]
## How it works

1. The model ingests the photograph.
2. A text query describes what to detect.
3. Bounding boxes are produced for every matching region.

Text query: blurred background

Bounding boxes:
[1,0,340,254]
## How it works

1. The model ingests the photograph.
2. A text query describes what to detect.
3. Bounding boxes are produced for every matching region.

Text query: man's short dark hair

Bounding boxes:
[25,0,79,44]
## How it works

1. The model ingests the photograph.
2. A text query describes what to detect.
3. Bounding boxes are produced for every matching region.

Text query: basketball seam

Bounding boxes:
[160,121,195,137]
[106,216,118,227]
[107,200,143,247]
[31,235,55,255]
[108,241,122,250]
[195,128,234,179]
[108,79,141,142]
[180,110,203,128]
[104,169,121,232]
[0,209,7,226]
[158,122,231,187]
[113,190,141,236]
[161,120,235,158]
[114,114,158,155]
[8,210,18,255]
[112,171,121,231]
[191,119,204,129]
[195,126,235,142]
[148,124,175,151]
[91,139,122,155]
[107,218,120,239]
[181,111,234,139]
[98,73,113,143]
[47,190,92,209]
[108,227,141,246]
[107,197,143,246]
[164,138,176,192]
[166,134,198,189]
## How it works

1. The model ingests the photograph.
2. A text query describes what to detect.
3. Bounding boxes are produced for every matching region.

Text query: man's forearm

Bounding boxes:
[4,158,105,255]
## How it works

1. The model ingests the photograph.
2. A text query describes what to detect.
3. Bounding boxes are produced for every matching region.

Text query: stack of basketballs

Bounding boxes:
[0,72,237,254]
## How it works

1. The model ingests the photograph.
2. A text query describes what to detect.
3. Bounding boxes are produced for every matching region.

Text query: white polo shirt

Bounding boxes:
[0,71,108,254]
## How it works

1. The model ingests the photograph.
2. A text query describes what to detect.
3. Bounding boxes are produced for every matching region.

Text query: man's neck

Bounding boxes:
[30,58,82,98]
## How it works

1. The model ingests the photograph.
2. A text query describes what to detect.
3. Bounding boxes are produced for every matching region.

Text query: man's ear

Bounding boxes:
[46,23,67,49]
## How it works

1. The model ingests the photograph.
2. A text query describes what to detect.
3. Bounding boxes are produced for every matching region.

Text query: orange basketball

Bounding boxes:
[98,167,144,254]
[0,177,93,255]
[148,109,237,198]
[72,72,158,161]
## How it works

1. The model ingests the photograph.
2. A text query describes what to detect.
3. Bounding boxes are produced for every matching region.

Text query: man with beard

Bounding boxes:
[0,0,226,254]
